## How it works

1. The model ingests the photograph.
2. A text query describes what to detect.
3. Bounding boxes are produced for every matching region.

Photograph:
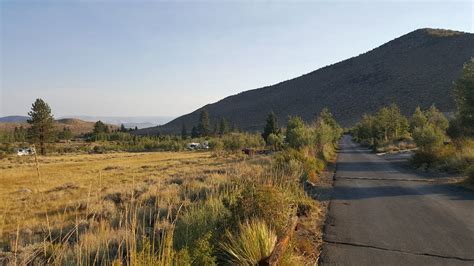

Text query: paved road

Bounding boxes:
[320,135,474,266]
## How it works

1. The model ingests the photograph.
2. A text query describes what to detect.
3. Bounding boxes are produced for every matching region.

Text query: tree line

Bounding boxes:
[181,110,235,139]
[351,59,473,174]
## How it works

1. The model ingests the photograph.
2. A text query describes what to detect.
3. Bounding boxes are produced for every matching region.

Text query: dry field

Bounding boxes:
[0,152,258,248]
[0,149,328,265]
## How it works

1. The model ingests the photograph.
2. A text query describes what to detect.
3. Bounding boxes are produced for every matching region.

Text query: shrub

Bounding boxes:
[286,116,313,149]
[274,149,325,183]
[173,199,230,263]
[229,184,292,236]
[412,124,445,152]
[465,165,474,183]
[221,133,265,152]
[410,151,437,169]
[410,139,473,173]
[267,133,284,151]
[220,219,277,265]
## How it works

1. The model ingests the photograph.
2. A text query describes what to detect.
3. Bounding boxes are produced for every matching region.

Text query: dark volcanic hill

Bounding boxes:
[137,28,474,135]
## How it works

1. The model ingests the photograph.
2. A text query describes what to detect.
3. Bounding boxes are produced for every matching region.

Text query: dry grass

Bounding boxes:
[0,147,327,264]
[0,151,247,248]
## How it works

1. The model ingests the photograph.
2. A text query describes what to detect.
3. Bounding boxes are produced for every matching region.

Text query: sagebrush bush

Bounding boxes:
[274,148,324,183]
[410,141,473,173]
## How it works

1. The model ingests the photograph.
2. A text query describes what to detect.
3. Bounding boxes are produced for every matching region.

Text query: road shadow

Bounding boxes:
[335,161,457,179]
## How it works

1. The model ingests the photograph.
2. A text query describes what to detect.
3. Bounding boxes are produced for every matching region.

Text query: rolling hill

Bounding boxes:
[144,28,473,135]
[0,118,118,136]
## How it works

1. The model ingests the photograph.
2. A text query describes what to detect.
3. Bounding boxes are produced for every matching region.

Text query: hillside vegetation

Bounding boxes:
[351,59,474,181]
[137,28,474,135]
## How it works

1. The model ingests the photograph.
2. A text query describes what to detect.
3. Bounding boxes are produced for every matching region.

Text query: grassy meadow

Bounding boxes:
[0,152,236,235]
[0,148,330,265]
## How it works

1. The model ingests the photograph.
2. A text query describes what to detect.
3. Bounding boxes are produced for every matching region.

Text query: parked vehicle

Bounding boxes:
[186,141,209,150]
[16,147,36,156]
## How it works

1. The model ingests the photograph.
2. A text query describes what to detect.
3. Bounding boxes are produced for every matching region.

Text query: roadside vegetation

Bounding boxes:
[351,58,474,181]
[0,99,342,264]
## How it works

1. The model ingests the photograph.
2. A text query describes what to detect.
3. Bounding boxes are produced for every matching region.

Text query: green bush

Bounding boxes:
[412,124,445,152]
[286,116,313,149]
[221,133,265,152]
[173,199,230,263]
[266,133,284,151]
[274,149,325,183]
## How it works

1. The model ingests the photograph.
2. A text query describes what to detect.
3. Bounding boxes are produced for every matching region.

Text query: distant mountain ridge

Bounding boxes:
[0,116,174,129]
[0,116,29,123]
[62,116,174,129]
[136,28,474,135]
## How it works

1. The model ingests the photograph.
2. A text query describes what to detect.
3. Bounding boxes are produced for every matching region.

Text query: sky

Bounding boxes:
[1,0,473,118]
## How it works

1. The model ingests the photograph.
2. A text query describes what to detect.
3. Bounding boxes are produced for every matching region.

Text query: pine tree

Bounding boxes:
[93,121,108,134]
[219,118,229,136]
[181,124,187,139]
[120,124,127,132]
[262,112,278,143]
[453,58,474,136]
[197,110,210,137]
[27,98,55,155]
[212,122,218,136]
[191,126,199,138]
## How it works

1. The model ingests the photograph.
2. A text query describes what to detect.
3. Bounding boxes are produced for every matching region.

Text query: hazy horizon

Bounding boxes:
[1,1,472,117]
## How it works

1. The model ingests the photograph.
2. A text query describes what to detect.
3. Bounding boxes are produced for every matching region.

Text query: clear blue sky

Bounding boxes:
[1,0,472,117]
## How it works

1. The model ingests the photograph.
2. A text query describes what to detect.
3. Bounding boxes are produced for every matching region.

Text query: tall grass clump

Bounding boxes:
[220,219,277,265]
[173,198,231,265]
[229,184,293,236]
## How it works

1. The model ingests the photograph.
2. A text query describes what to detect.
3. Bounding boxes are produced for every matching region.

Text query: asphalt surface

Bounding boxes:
[320,135,474,266]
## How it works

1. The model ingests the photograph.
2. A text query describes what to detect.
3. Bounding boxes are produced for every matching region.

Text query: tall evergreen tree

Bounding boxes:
[120,124,127,132]
[219,118,229,136]
[27,98,55,155]
[453,58,474,136]
[197,109,210,137]
[212,122,218,136]
[93,121,108,134]
[262,112,278,143]
[181,124,187,139]
[191,126,199,138]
